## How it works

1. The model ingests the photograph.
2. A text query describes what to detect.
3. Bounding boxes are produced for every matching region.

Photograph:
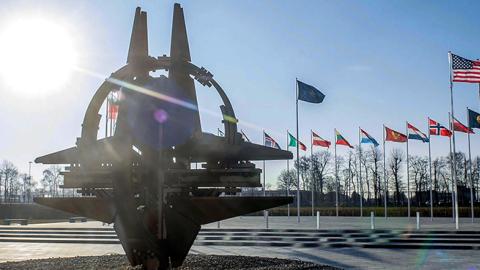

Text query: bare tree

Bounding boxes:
[341,151,356,205]
[410,156,428,206]
[295,157,310,191]
[389,148,404,206]
[369,146,382,206]
[41,165,63,197]
[277,169,296,192]
[432,157,447,205]
[359,147,371,203]
[334,155,345,203]
[310,151,331,194]
[0,160,19,202]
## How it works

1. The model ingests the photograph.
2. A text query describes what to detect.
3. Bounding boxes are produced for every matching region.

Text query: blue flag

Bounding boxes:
[297,80,325,103]
[469,108,480,129]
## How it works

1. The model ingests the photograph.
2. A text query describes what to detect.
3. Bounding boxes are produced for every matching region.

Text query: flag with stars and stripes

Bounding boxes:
[451,53,480,83]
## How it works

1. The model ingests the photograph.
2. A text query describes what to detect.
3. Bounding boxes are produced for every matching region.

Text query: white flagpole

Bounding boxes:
[109,92,113,136]
[448,52,459,230]
[296,79,301,223]
[358,127,363,217]
[334,129,339,217]
[311,130,314,217]
[448,114,455,222]
[263,130,266,197]
[287,130,290,217]
[105,95,109,137]
[427,118,433,221]
[467,107,474,223]
[406,121,411,218]
[383,124,387,219]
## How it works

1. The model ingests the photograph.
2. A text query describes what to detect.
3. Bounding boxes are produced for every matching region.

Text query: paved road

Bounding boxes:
[0,217,479,269]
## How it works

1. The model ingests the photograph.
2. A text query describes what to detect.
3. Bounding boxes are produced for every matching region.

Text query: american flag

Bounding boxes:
[264,132,281,149]
[451,53,480,83]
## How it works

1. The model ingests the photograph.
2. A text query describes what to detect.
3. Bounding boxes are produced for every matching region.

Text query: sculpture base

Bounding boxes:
[0,254,338,270]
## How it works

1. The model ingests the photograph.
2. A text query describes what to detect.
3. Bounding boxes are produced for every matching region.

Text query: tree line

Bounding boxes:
[0,160,66,203]
[277,147,480,207]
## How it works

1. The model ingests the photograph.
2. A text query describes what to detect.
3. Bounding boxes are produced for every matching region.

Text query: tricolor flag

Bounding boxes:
[360,128,379,147]
[264,132,281,149]
[312,131,331,148]
[453,117,474,134]
[450,53,480,83]
[288,132,307,151]
[241,129,251,142]
[407,123,429,143]
[385,126,407,143]
[429,118,452,137]
[335,129,353,148]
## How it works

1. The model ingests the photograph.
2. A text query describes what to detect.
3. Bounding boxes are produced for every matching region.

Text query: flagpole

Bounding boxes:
[109,92,113,136]
[383,124,387,219]
[427,118,433,221]
[311,130,314,217]
[358,127,363,217]
[287,130,290,217]
[448,113,455,222]
[448,52,459,230]
[334,129,339,217]
[296,79,301,223]
[105,95,109,137]
[467,107,474,223]
[406,121,411,218]
[263,130,266,197]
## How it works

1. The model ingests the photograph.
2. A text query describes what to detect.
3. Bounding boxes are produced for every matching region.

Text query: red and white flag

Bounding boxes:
[312,131,331,148]
[453,117,474,134]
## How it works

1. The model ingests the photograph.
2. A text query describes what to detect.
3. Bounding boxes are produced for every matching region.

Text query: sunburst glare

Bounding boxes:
[0,17,77,97]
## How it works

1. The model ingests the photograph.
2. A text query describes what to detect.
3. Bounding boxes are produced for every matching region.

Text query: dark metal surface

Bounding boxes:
[34,3,292,270]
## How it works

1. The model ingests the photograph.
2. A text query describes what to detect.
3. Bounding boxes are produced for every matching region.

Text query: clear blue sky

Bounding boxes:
[0,0,479,187]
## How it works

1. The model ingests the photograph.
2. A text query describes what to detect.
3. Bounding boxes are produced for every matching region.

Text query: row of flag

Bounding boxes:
[259,52,479,223]
[260,108,480,152]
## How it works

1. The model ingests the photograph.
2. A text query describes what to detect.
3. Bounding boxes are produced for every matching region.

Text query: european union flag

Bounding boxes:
[297,80,325,103]
[469,108,480,129]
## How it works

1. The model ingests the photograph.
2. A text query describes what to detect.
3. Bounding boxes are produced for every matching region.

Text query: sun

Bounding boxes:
[0,17,77,98]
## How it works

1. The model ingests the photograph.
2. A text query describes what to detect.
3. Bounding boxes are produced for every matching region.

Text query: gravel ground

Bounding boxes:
[0,254,338,270]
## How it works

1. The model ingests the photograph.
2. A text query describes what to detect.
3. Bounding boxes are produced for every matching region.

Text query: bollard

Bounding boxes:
[370,211,375,230]
[265,210,269,229]
[416,212,420,230]
[316,211,320,230]
[217,221,220,229]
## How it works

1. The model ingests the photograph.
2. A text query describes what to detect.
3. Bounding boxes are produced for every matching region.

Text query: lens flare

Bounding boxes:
[154,109,169,123]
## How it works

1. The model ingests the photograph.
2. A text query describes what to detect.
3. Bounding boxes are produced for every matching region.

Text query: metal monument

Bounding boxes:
[34,4,292,269]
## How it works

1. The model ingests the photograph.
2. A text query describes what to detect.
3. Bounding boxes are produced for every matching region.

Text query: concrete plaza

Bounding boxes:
[205,215,480,231]
[0,216,479,269]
